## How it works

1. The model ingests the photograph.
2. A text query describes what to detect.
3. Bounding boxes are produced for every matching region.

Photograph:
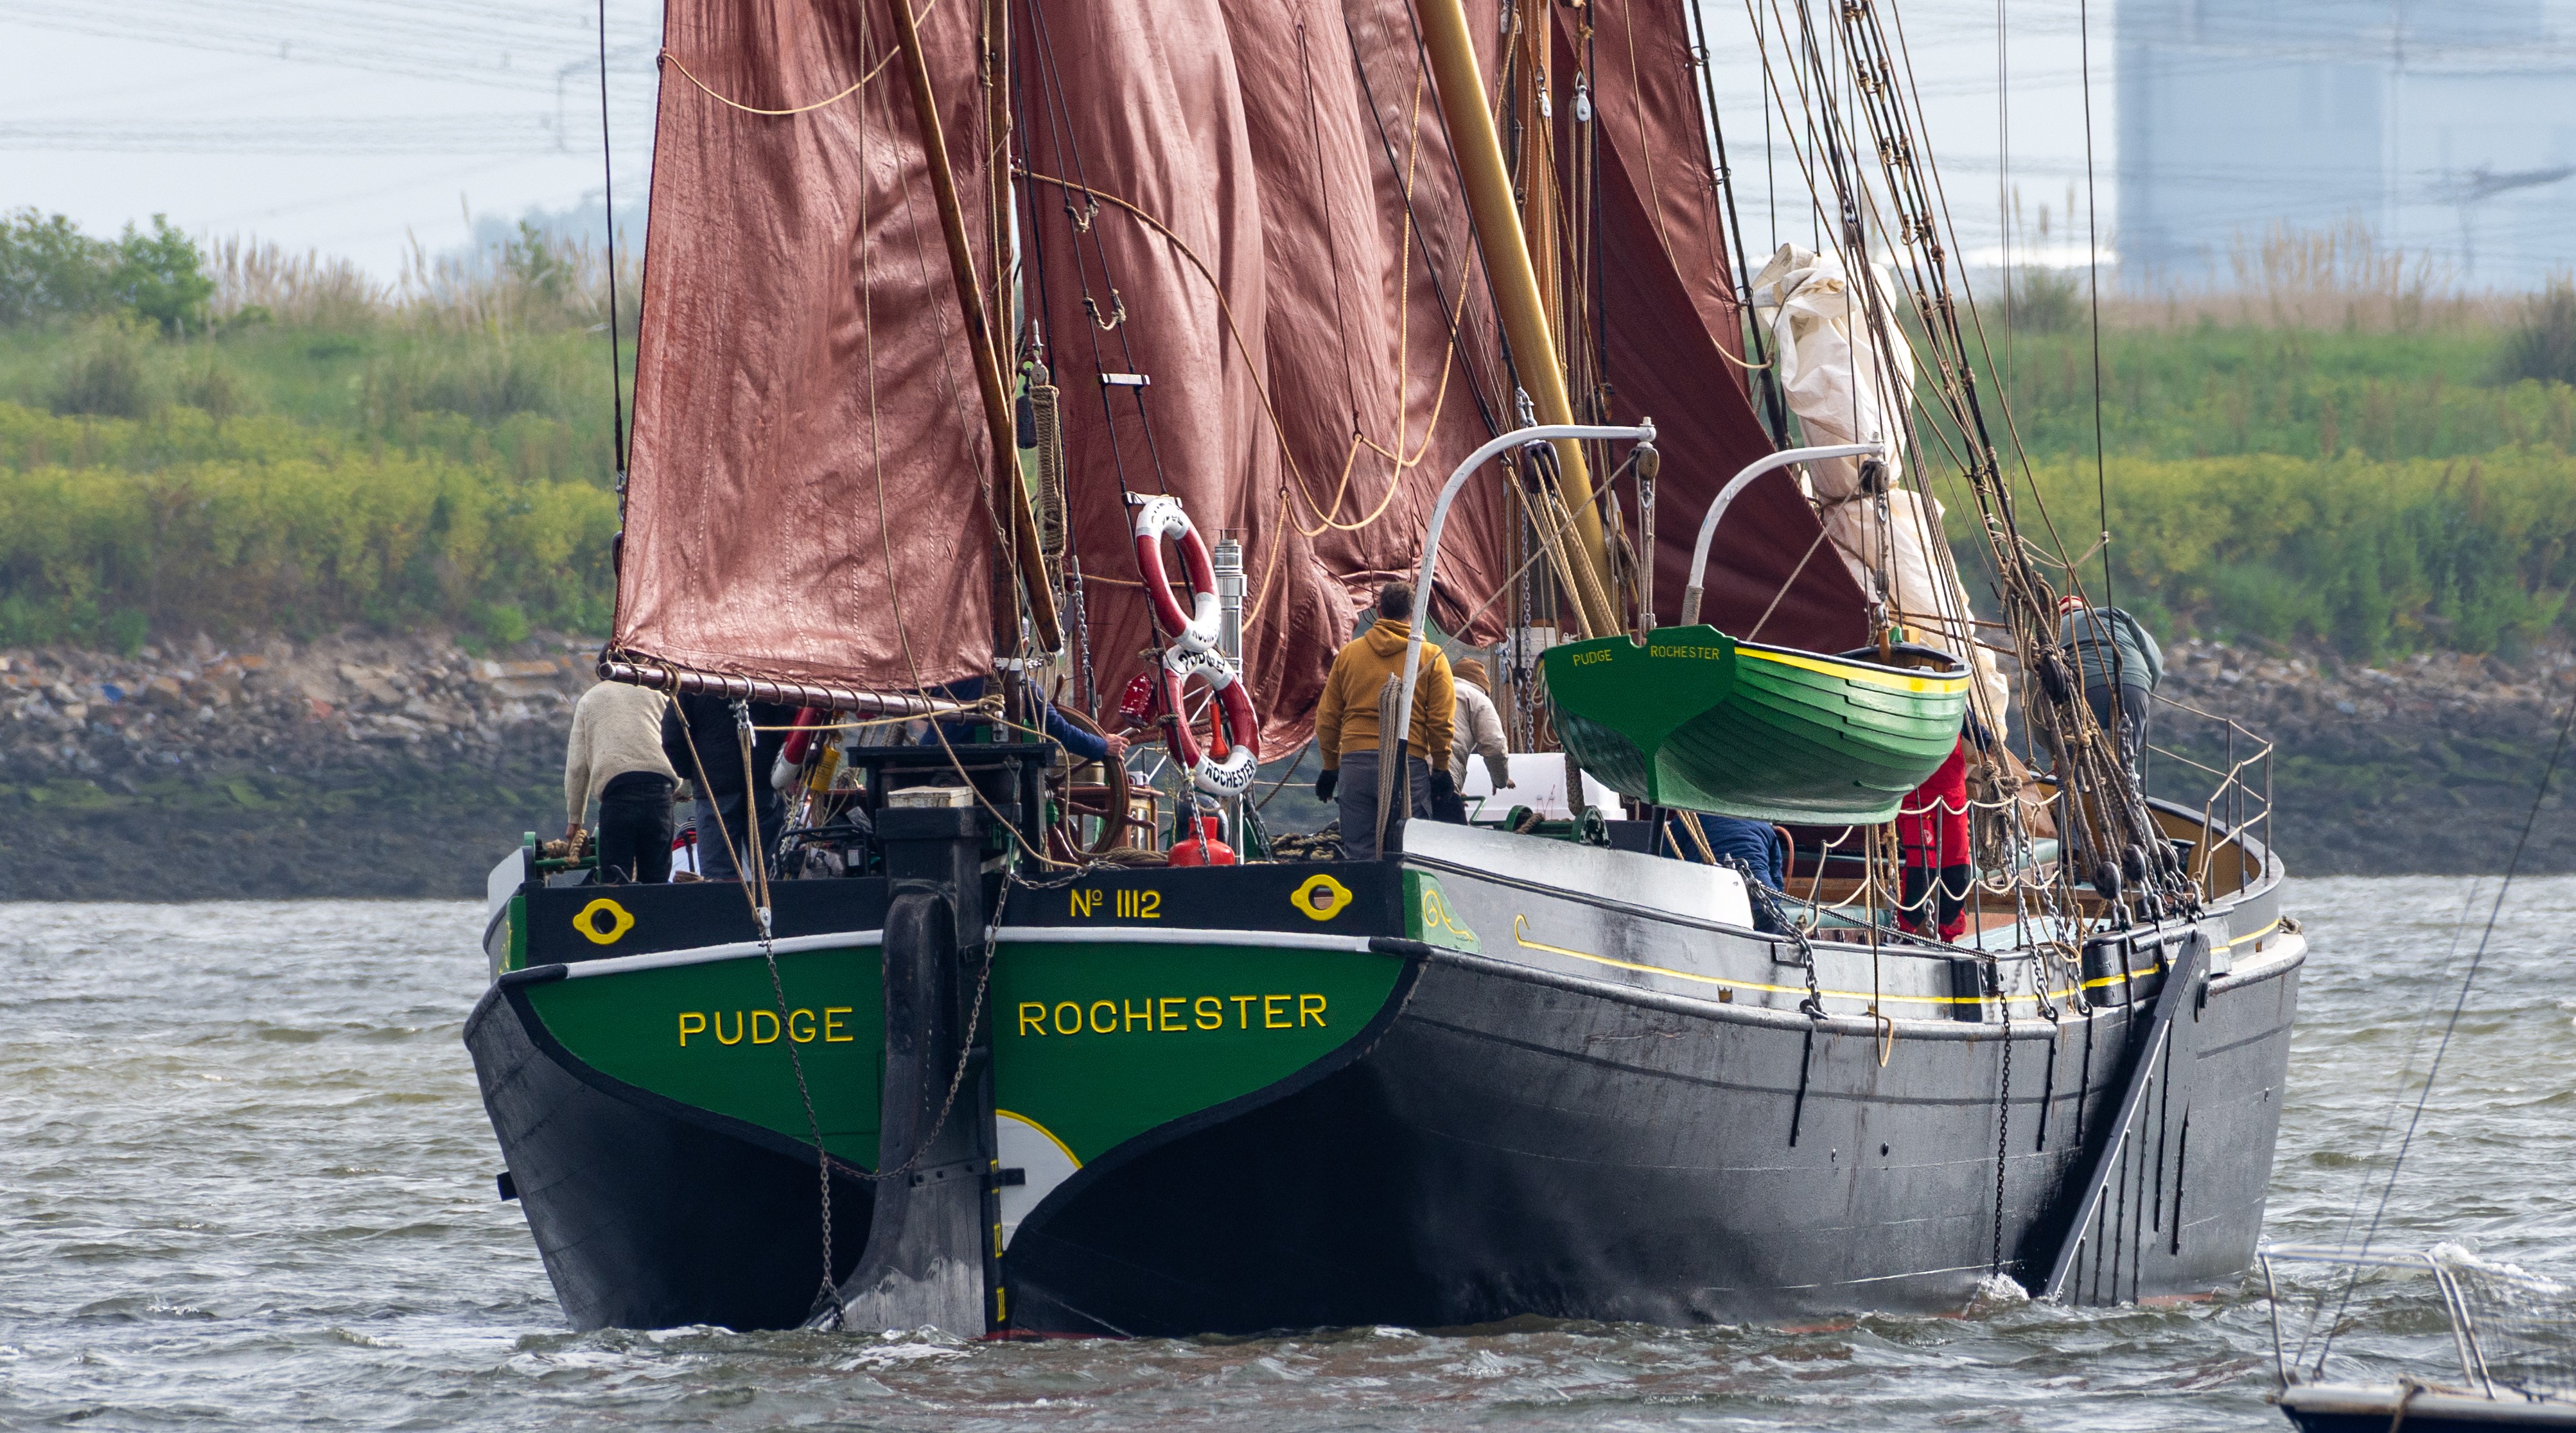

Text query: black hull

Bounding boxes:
[465,985,873,1332]
[468,822,2301,1335]
[1005,939,2299,1334]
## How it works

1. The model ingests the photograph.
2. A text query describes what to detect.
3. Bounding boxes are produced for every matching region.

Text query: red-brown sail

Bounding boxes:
[615,0,1002,693]
[1251,0,1520,645]
[1018,0,1528,753]
[1568,0,1871,650]
[1015,0,1354,754]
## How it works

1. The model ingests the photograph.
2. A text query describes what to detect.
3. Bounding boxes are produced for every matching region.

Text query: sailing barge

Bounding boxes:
[468,0,2302,1335]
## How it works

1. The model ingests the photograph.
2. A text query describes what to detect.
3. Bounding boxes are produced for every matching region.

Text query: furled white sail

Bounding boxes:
[1751,243,2009,727]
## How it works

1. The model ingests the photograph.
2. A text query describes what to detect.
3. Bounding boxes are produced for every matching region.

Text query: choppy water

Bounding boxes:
[3,877,2572,1430]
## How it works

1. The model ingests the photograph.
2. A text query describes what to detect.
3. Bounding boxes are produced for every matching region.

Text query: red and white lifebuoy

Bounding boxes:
[1132,495,1260,795]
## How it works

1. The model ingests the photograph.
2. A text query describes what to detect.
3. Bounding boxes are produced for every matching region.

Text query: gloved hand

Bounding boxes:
[1429,770,1457,803]
[1315,768,1338,803]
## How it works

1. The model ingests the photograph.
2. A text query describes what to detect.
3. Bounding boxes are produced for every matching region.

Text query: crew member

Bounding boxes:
[2058,594,2164,783]
[1670,813,1787,890]
[1313,582,1455,860]
[922,675,1128,765]
[662,690,795,882]
[1434,656,1511,822]
[564,679,678,884]
[1897,737,1972,942]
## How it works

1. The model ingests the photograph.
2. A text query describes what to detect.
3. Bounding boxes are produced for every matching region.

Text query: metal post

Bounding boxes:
[1394,422,1654,769]
[1214,535,1245,846]
[1676,443,1887,627]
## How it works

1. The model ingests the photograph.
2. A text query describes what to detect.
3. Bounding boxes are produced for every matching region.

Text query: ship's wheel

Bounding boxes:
[1048,708,1149,858]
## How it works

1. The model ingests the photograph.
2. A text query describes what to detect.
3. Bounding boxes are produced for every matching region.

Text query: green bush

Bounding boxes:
[0,210,213,333]
[0,210,117,326]
[2500,279,2576,388]
[1978,451,2576,660]
[113,216,214,334]
[51,319,157,419]
[0,401,618,642]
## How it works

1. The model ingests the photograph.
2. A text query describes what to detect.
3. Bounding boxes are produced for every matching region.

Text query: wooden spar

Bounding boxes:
[889,0,1063,652]
[1414,0,1618,640]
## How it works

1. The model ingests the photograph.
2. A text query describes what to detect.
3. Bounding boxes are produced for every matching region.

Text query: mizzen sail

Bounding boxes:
[615,0,1003,694]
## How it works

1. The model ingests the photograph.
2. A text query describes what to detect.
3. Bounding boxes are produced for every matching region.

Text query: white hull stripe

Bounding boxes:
[532,925,1381,983]
[558,930,886,979]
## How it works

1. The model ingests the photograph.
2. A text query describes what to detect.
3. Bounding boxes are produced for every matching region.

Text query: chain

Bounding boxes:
[723,698,847,1328]
[755,930,843,1326]
[805,880,1011,1332]
[1993,1001,2013,1278]
[1732,857,1827,1018]
[856,877,1012,1187]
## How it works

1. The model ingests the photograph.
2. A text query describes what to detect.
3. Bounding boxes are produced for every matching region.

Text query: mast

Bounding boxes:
[890,0,1063,653]
[1414,0,1620,640]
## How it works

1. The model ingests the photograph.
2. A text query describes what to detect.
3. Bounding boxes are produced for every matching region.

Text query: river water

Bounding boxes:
[4,876,2571,1430]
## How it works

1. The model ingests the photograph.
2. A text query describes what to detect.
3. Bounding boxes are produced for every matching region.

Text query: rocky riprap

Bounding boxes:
[1,631,591,899]
[2149,639,2576,876]
[4,629,2572,898]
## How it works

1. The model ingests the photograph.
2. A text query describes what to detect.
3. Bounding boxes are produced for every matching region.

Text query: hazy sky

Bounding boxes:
[0,0,2106,278]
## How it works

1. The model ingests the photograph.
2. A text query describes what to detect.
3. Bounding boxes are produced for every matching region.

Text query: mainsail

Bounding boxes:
[1017,0,1523,751]
[616,0,1006,694]
[1568,0,1870,650]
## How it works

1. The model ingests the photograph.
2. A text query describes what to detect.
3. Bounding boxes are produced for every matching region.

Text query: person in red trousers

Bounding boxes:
[1897,737,1972,941]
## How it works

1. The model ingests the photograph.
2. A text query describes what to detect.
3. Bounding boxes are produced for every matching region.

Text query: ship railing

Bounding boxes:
[2259,1242,2576,1403]
[2146,690,2274,898]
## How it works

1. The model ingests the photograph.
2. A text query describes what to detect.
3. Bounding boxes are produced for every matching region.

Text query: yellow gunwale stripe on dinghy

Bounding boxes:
[1739,645,1971,695]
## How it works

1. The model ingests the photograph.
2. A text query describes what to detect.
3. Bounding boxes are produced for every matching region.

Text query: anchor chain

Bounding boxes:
[1732,857,1827,1018]
[1993,1004,2013,1278]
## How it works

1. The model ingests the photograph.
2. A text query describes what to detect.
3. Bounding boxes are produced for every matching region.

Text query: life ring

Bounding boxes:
[1132,496,1261,795]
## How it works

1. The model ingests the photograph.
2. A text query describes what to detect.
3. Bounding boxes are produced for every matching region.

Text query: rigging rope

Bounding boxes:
[598,0,627,491]
[656,1,935,119]
[2076,0,2112,609]
[2313,689,2576,1374]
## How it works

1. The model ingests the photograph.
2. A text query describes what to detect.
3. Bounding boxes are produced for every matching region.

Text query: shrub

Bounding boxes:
[1979,451,2576,659]
[474,601,531,646]
[107,608,148,655]
[0,400,618,639]
[2008,266,2085,333]
[0,209,116,326]
[51,320,158,419]
[2500,279,2576,388]
[112,216,214,334]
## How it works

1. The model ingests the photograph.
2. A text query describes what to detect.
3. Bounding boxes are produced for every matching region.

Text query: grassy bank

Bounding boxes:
[6,207,2576,664]
[0,213,629,650]
[1916,259,2576,663]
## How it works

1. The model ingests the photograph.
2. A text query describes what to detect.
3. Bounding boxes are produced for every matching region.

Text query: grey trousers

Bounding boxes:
[2085,682,2151,785]
[1336,750,1430,862]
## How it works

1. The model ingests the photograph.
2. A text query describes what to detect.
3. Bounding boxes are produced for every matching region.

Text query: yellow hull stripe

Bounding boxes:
[1507,914,2286,1009]
[1740,645,1970,696]
[994,1108,1083,1170]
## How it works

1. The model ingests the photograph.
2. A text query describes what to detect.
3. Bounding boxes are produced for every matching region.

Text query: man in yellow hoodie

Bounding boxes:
[1313,580,1456,860]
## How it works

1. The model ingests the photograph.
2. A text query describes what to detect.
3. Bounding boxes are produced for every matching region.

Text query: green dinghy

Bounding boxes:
[1542,626,1969,822]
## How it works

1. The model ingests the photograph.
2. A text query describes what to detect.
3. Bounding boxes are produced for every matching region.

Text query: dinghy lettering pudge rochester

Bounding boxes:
[467,0,2301,1337]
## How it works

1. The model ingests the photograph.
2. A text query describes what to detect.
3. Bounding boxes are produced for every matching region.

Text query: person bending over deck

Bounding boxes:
[2058,595,2163,785]
[1897,737,1972,942]
[565,681,678,884]
[1314,581,1455,860]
